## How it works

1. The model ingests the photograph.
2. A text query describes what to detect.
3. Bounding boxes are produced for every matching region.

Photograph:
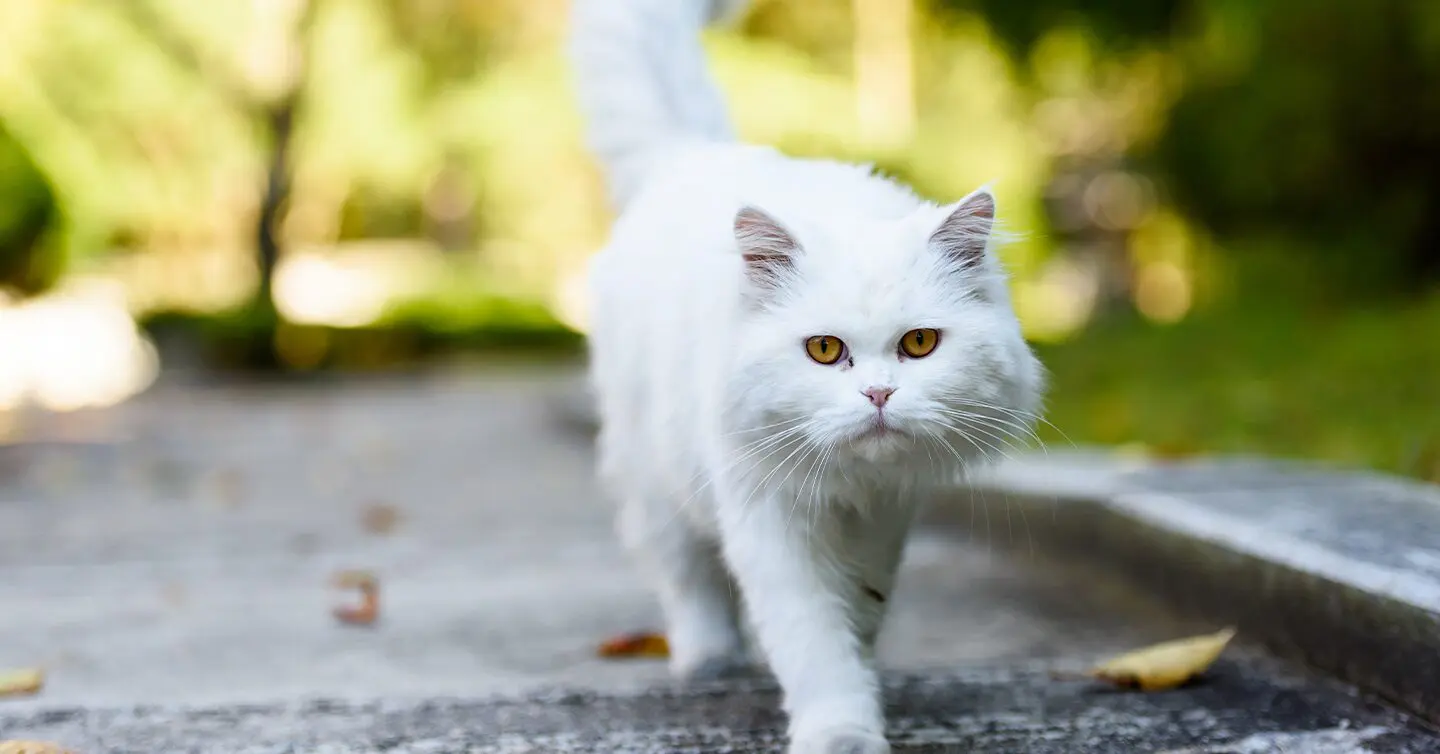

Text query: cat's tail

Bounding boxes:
[570,0,745,211]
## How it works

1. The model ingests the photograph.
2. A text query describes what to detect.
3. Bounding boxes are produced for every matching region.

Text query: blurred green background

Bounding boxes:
[0,0,1435,480]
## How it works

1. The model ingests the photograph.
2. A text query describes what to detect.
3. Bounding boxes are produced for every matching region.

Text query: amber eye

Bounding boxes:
[899,328,940,358]
[804,335,847,365]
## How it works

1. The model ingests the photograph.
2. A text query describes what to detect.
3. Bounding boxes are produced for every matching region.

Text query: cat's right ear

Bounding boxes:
[734,206,801,292]
[929,189,995,271]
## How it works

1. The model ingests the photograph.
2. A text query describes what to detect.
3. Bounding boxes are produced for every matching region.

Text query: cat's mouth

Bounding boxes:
[853,414,906,442]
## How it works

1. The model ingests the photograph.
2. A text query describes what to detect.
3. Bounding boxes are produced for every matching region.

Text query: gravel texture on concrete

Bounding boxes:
[3,662,1436,753]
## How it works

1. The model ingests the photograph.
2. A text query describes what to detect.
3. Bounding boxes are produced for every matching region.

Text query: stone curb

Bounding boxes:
[549,392,1440,725]
[946,454,1440,727]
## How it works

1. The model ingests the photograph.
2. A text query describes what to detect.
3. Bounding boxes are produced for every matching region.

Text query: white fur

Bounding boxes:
[571,2,1044,752]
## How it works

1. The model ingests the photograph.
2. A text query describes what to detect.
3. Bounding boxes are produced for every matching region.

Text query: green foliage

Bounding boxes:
[140,292,581,373]
[1036,294,1440,480]
[0,122,62,297]
[376,287,583,351]
[948,0,1440,293]
[377,0,494,90]
[940,0,1187,57]
[1149,0,1440,293]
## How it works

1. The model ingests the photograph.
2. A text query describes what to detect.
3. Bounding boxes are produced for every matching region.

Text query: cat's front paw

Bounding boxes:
[788,726,891,754]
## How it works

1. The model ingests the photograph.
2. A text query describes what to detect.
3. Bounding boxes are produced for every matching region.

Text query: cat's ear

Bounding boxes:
[929,189,995,270]
[734,206,801,291]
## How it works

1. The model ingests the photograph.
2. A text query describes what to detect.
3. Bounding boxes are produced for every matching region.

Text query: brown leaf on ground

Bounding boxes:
[597,631,670,659]
[1074,627,1237,691]
[0,669,43,699]
[360,503,401,536]
[0,742,76,754]
[331,569,379,626]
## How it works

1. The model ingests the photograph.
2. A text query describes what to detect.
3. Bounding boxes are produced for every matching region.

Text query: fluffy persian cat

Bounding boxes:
[571,1,1044,751]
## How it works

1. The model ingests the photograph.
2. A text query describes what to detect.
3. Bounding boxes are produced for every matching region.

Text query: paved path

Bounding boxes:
[1,368,1190,708]
[1,368,1436,750]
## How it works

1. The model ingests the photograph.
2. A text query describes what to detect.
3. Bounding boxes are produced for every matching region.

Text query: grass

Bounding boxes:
[1033,293,1440,481]
[139,291,583,373]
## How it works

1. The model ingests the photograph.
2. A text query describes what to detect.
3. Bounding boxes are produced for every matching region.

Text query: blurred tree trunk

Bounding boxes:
[250,0,319,315]
[254,101,294,313]
[0,121,61,297]
[116,0,319,316]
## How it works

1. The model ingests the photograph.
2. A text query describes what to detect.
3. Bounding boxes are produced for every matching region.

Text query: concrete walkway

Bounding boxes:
[1,368,1436,751]
[0,368,1192,705]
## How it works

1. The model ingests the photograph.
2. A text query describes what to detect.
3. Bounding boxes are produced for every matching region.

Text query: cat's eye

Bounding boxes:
[899,328,940,358]
[805,335,846,365]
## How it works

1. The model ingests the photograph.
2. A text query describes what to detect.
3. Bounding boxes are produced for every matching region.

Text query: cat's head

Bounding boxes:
[724,188,1044,476]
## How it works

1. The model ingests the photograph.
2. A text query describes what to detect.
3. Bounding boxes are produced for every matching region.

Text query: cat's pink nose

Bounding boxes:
[862,386,895,408]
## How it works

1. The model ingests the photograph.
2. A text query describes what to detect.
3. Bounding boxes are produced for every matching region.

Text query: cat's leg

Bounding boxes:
[618,495,748,682]
[716,495,891,754]
[846,502,921,657]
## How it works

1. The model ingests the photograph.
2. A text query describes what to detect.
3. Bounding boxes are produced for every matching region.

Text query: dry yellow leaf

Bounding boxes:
[0,741,74,754]
[0,669,43,698]
[1087,627,1237,691]
[597,631,670,659]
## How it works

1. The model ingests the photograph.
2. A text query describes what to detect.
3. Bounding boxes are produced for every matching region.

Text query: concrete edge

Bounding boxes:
[932,480,1440,727]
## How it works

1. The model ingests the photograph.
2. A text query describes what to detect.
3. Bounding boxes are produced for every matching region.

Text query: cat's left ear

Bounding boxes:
[929,189,995,270]
[734,206,802,292]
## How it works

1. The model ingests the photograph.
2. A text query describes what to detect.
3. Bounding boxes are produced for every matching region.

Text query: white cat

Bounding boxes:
[570,1,1044,752]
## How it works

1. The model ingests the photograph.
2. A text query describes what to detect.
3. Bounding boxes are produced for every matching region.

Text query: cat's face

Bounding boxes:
[726,191,1043,473]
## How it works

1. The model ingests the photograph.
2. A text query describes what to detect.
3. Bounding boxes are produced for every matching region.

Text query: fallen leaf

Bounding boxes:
[331,570,379,626]
[360,503,401,536]
[597,631,669,659]
[0,742,75,754]
[0,669,43,698]
[1083,627,1236,691]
